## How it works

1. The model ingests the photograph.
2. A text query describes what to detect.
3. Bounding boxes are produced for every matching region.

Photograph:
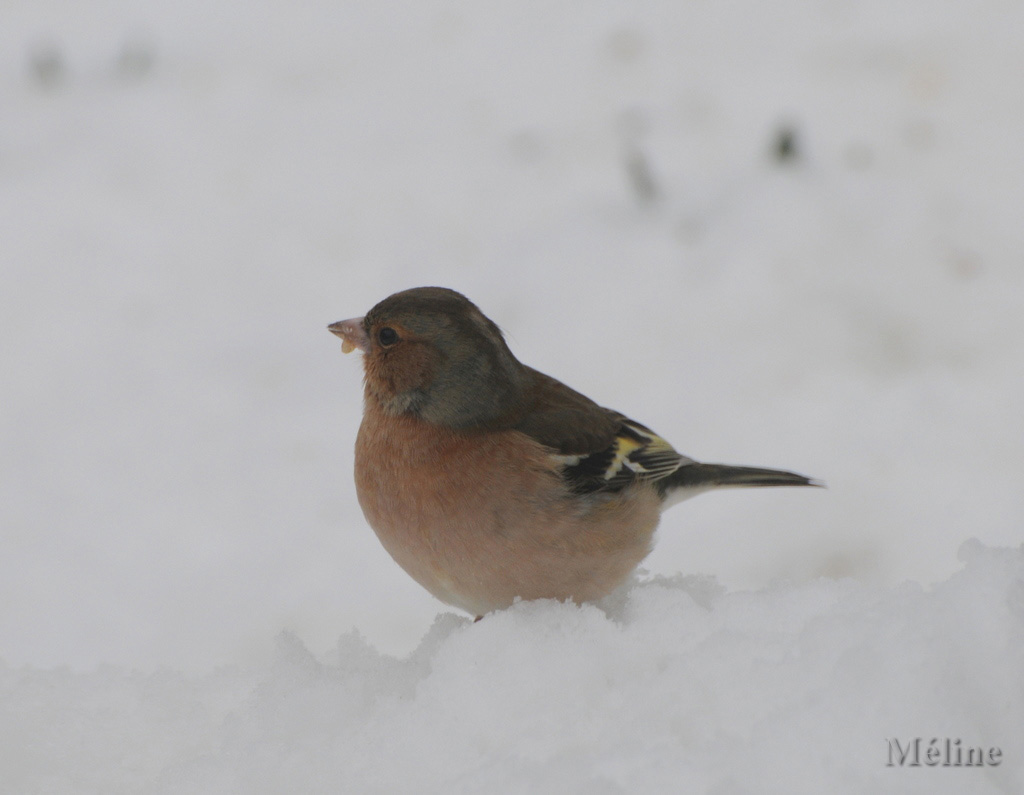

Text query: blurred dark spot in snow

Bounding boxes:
[772,125,800,164]
[624,148,659,205]
[616,109,658,205]
[29,42,65,88]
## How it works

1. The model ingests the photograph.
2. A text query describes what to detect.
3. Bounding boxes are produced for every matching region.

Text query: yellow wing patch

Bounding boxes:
[557,419,692,494]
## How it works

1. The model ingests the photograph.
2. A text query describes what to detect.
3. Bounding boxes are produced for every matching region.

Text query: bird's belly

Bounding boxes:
[354,412,660,616]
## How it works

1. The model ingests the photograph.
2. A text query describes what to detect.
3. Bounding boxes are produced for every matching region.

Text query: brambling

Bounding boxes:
[330,287,819,619]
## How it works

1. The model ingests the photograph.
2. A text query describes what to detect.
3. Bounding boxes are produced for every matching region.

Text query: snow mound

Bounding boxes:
[3,541,1020,794]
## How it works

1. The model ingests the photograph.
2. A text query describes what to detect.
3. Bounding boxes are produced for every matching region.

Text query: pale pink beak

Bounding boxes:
[328,316,369,354]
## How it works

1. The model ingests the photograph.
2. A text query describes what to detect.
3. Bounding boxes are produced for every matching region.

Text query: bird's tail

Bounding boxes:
[671,463,820,490]
[658,463,822,507]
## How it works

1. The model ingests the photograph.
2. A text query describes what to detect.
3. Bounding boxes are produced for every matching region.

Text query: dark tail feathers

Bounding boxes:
[664,463,823,492]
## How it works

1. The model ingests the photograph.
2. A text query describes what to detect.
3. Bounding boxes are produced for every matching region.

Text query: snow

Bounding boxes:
[3,543,1022,792]
[1,1,1022,791]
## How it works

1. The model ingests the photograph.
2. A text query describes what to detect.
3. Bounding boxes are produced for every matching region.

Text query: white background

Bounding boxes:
[1,2,1021,791]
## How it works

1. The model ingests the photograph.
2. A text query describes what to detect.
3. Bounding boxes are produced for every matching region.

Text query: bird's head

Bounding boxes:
[329,287,526,428]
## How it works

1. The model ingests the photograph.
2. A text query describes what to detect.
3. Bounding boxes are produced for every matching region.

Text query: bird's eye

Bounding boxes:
[377,327,399,346]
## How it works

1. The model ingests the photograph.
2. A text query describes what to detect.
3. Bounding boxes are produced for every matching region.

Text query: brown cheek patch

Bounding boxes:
[364,337,438,402]
[389,343,438,394]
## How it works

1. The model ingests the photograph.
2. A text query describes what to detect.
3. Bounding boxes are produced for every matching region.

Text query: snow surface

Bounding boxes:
[2,1,1023,791]
[3,543,1022,793]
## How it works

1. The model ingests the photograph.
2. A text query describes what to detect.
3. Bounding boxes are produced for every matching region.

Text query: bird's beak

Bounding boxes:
[328,317,369,354]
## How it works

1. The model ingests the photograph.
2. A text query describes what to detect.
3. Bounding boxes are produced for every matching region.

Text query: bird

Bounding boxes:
[329,287,820,619]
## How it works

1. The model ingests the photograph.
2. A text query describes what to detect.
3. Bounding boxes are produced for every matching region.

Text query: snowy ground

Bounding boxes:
[1,1,1022,791]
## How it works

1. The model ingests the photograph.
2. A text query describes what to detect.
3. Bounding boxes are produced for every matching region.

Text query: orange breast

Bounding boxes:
[354,400,661,616]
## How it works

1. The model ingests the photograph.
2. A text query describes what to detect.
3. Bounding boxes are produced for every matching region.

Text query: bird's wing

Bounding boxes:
[512,368,692,495]
[553,418,693,495]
